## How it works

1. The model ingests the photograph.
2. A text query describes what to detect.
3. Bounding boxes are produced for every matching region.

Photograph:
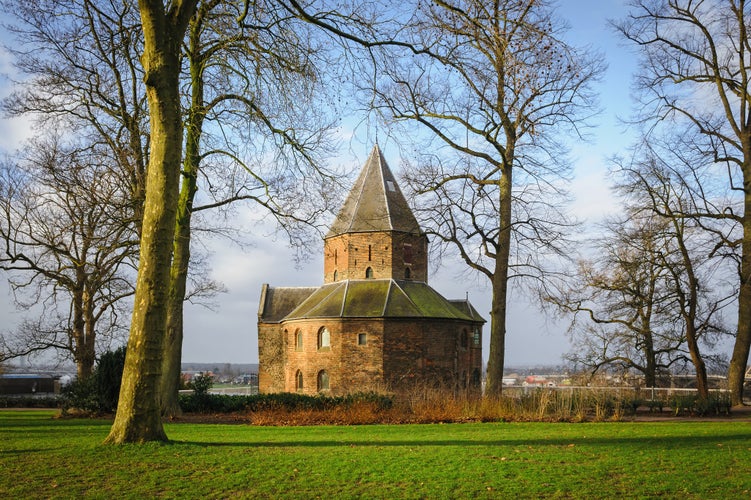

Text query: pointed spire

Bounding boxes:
[326,145,421,238]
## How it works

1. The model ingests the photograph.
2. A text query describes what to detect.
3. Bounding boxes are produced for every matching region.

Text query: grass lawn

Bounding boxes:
[1,410,750,499]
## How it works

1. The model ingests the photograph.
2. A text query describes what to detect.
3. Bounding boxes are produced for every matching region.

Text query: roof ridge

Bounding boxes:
[390,279,421,314]
[340,280,349,317]
[375,147,393,231]
[325,145,421,238]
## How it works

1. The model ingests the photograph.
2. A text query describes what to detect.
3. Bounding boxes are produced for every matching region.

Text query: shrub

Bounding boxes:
[178,391,394,416]
[60,346,126,414]
[0,395,60,408]
[95,347,126,412]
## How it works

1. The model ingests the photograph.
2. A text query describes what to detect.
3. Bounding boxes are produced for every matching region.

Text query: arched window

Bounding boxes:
[404,267,411,279]
[473,328,481,346]
[295,329,303,351]
[365,267,374,279]
[317,370,330,392]
[295,370,304,392]
[318,327,330,350]
[333,270,338,281]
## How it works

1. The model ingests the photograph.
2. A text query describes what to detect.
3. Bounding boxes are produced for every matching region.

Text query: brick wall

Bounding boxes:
[323,231,429,283]
[257,322,286,393]
[260,315,482,395]
[278,318,385,395]
[383,319,482,391]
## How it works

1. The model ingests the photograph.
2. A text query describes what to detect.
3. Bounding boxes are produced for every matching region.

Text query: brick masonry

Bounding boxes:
[258,316,482,395]
[323,231,429,283]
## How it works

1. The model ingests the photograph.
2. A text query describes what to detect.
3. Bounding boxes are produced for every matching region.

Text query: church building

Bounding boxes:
[257,145,484,394]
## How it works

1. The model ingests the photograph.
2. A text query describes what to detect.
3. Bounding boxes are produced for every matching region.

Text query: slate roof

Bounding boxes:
[257,284,318,323]
[258,280,485,323]
[326,145,422,238]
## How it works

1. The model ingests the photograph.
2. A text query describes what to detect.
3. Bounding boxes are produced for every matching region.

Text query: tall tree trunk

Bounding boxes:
[642,325,656,388]
[160,19,204,417]
[485,165,512,397]
[72,286,94,380]
[105,0,197,444]
[686,321,709,400]
[674,219,709,401]
[160,127,199,417]
[728,181,751,406]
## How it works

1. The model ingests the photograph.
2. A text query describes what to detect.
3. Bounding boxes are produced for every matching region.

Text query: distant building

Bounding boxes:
[0,374,60,395]
[257,145,484,395]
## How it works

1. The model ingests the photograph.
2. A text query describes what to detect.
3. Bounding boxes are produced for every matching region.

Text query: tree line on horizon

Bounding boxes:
[0,0,748,443]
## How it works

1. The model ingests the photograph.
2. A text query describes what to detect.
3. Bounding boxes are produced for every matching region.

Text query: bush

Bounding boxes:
[669,392,733,416]
[0,395,60,408]
[95,347,127,412]
[61,346,126,414]
[178,391,394,415]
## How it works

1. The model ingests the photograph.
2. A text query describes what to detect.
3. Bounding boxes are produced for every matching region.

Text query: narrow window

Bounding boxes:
[317,370,330,391]
[473,328,481,346]
[358,333,367,346]
[295,329,303,351]
[368,244,372,261]
[334,248,338,265]
[295,370,304,392]
[365,267,374,279]
[333,270,338,281]
[471,369,481,387]
[461,329,468,349]
[403,243,413,264]
[404,267,411,279]
[318,326,330,350]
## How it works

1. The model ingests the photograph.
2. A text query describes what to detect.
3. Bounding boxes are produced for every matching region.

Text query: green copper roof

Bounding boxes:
[282,279,482,322]
[326,145,422,238]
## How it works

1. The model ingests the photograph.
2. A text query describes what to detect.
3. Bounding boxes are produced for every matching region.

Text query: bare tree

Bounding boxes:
[618,143,734,398]
[558,217,681,387]
[551,132,733,396]
[159,0,339,417]
[616,0,751,405]
[0,136,138,379]
[369,0,603,395]
[2,0,149,229]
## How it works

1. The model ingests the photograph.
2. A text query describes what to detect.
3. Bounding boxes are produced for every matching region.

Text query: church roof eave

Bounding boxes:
[279,279,484,323]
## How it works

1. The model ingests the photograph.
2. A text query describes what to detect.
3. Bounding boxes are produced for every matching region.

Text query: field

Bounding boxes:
[1,410,750,499]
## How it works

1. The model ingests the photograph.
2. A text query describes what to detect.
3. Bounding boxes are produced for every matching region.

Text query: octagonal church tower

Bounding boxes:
[257,145,484,395]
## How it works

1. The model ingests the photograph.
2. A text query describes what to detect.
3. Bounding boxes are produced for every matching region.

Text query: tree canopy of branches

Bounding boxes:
[370,0,603,395]
[0,0,147,376]
[560,217,687,387]
[0,137,138,378]
[159,0,339,417]
[2,0,340,425]
[616,0,751,405]
[2,0,149,228]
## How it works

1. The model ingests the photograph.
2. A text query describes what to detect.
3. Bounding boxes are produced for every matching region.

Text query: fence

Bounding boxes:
[502,385,731,401]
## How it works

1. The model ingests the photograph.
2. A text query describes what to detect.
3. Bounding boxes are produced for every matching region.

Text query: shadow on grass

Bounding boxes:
[170,432,751,449]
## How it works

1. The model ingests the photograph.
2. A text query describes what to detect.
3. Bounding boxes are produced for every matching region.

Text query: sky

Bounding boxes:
[0,1,660,368]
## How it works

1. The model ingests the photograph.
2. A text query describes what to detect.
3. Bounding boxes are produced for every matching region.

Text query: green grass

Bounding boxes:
[1,410,750,499]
